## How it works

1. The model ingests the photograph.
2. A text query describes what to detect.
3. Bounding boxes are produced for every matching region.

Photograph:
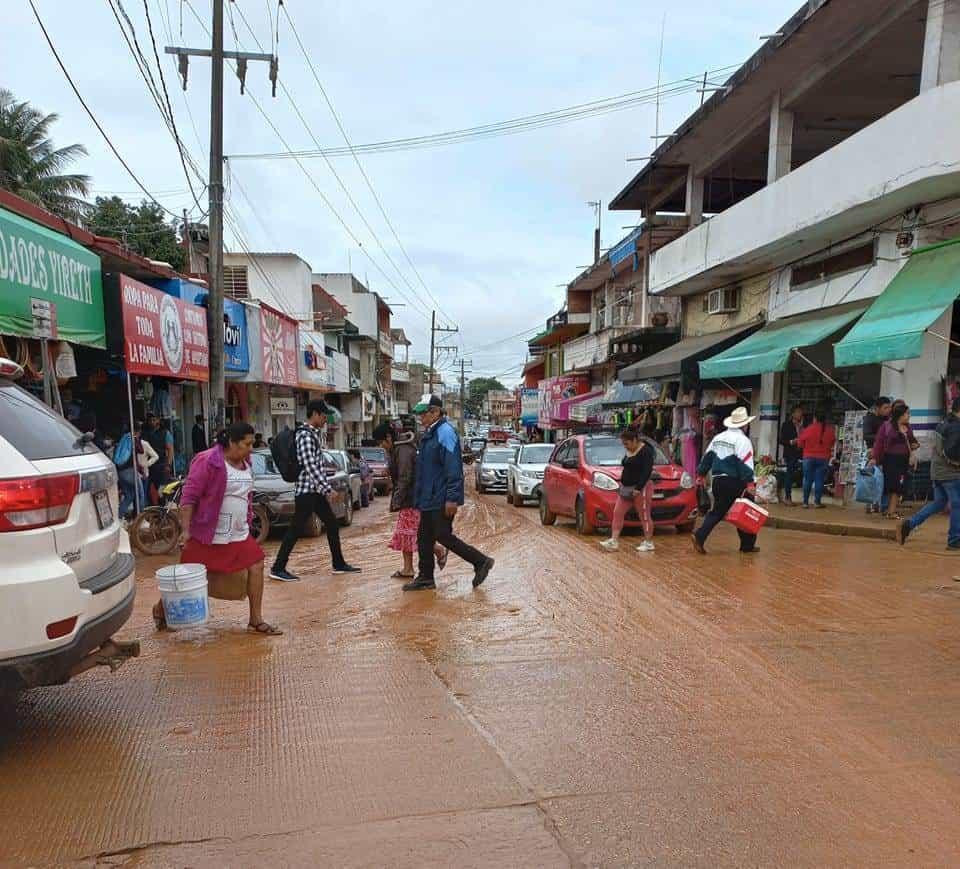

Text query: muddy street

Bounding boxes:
[3,484,960,867]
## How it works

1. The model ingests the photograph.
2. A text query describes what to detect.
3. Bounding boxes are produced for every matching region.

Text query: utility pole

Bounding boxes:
[165,1,277,435]
[458,358,473,437]
[427,309,458,394]
[588,200,601,263]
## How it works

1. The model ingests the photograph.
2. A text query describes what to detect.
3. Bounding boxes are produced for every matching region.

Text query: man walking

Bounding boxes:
[692,406,759,555]
[898,398,960,551]
[403,394,494,592]
[270,399,360,581]
[778,404,804,505]
[191,414,207,456]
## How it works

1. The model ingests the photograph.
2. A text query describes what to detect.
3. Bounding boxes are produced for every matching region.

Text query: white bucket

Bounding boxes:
[156,563,209,629]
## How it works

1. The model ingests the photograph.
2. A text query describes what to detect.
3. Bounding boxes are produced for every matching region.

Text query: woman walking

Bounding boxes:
[600,425,656,553]
[797,406,836,508]
[874,403,917,520]
[152,422,282,636]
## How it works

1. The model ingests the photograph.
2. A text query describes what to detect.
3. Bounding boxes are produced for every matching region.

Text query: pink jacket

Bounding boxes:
[180,444,253,545]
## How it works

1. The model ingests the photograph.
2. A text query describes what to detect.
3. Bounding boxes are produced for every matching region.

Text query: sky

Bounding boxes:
[4,0,800,384]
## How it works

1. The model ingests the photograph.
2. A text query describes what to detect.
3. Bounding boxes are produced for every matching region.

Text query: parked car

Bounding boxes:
[249,449,353,537]
[0,359,139,696]
[506,442,555,506]
[539,434,697,535]
[326,449,363,509]
[358,446,392,495]
[475,445,518,494]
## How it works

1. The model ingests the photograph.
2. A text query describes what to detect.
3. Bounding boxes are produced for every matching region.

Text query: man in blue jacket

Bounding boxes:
[404,394,494,592]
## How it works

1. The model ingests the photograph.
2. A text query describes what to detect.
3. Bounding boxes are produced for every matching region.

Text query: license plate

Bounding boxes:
[652,492,665,500]
[94,490,114,529]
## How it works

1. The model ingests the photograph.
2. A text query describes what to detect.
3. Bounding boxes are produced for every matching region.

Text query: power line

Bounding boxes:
[28,0,183,218]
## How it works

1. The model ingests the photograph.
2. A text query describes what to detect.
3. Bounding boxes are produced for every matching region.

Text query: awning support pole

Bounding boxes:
[716,378,752,405]
[927,328,960,350]
[793,350,868,410]
[126,373,140,516]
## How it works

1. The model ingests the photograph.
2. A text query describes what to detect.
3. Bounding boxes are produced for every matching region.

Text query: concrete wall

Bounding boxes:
[682,272,769,337]
[224,253,313,325]
[314,273,378,339]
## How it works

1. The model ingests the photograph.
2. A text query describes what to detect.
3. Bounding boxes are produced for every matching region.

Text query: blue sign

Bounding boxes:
[520,388,539,427]
[152,278,250,373]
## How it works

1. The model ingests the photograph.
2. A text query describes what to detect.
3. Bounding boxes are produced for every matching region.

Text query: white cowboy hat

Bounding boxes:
[723,406,756,428]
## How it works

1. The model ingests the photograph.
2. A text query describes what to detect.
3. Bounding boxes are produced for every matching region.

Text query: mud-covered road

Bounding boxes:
[3,482,960,867]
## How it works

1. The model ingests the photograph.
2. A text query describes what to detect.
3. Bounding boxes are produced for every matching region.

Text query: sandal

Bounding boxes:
[248,621,283,636]
[436,548,448,571]
[391,570,415,579]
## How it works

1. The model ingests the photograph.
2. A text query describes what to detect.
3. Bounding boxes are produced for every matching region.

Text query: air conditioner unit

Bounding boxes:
[706,287,740,315]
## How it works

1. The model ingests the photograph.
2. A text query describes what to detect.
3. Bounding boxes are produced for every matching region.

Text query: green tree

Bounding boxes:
[0,88,90,221]
[465,377,506,418]
[85,196,186,271]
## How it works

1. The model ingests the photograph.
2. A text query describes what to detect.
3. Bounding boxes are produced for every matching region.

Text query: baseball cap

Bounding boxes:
[413,393,442,414]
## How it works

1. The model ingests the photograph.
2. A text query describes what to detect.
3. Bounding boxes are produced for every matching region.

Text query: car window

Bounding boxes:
[251,451,279,476]
[552,441,574,465]
[0,382,99,460]
[360,447,386,462]
[520,444,554,464]
[321,450,339,471]
[584,436,670,467]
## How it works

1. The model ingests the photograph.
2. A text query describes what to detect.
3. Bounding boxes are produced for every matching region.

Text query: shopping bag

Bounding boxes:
[854,465,881,504]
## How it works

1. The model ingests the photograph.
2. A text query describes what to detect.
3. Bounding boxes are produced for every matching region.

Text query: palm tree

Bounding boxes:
[0,88,90,222]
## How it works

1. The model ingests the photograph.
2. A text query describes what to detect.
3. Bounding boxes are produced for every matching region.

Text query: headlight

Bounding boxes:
[680,472,694,489]
[592,472,619,491]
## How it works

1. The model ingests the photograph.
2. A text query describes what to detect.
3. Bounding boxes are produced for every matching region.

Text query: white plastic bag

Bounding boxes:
[755,473,778,504]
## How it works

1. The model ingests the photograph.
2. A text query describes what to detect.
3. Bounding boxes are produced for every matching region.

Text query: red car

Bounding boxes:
[359,447,392,495]
[539,434,698,535]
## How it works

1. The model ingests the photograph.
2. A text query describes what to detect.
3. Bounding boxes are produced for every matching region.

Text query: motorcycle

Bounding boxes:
[128,477,183,555]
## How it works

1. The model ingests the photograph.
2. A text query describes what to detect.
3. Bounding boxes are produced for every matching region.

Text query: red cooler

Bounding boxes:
[724,498,769,535]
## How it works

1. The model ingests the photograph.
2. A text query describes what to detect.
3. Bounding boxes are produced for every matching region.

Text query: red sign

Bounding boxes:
[120,274,209,381]
[259,303,299,386]
[538,375,590,427]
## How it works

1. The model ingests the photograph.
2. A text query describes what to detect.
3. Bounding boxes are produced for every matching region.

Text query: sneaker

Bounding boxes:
[948,543,960,552]
[636,540,655,552]
[333,564,361,574]
[269,568,300,582]
[473,557,495,588]
[403,575,436,591]
[740,546,761,554]
[600,538,620,551]
[897,519,911,546]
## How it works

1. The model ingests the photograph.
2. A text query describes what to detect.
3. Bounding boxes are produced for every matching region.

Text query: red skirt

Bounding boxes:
[389,508,421,553]
[181,535,265,573]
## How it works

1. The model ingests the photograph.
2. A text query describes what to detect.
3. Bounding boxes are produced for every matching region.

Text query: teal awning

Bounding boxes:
[834,239,960,367]
[699,302,868,380]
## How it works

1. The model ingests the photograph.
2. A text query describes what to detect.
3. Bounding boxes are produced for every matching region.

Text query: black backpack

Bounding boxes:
[271,425,302,483]
[939,417,960,465]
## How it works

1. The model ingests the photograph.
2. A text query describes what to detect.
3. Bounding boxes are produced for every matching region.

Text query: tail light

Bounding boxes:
[0,473,79,532]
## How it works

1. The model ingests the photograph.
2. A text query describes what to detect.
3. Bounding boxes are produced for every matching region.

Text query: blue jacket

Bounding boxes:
[414,418,465,511]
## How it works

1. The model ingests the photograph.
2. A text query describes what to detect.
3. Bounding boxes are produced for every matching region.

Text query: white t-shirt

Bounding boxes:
[212,462,253,544]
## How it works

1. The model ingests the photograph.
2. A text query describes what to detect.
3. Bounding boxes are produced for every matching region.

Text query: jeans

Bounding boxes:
[274,492,346,570]
[118,467,144,517]
[908,479,960,547]
[417,509,487,581]
[802,458,829,505]
[783,457,801,501]
[694,476,757,552]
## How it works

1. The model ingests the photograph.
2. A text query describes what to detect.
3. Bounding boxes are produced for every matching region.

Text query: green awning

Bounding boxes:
[834,239,960,367]
[699,302,868,380]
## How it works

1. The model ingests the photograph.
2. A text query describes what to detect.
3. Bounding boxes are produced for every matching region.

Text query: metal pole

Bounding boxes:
[126,373,141,515]
[428,309,436,394]
[207,0,226,438]
[459,358,466,437]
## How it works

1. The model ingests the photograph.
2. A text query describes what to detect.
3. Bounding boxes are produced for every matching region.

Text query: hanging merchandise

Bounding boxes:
[53,341,77,382]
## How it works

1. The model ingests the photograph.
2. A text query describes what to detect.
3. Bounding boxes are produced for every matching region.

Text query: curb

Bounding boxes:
[769,515,896,540]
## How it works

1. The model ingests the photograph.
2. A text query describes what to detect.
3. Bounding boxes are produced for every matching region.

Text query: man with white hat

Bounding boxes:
[692,406,759,555]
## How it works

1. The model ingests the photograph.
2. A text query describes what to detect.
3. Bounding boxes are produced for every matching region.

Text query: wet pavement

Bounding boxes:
[3,482,960,866]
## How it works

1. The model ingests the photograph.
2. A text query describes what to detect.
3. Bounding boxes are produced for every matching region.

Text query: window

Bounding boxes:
[791,241,875,289]
[704,287,740,315]
[223,265,249,299]
[0,383,98,460]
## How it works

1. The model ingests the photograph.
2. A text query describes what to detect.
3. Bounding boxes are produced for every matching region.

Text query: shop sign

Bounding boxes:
[163,279,250,373]
[260,303,299,386]
[538,375,589,427]
[120,274,209,381]
[270,395,295,415]
[520,388,539,426]
[0,205,105,347]
[299,329,334,390]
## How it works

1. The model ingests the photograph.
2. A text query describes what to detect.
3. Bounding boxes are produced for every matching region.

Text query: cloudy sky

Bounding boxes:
[5,0,798,382]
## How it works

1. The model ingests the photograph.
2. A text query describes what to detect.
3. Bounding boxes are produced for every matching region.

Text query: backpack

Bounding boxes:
[271,425,302,483]
[113,433,133,470]
[939,417,960,464]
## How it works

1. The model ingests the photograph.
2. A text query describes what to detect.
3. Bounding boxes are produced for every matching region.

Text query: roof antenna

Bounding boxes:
[654,13,667,142]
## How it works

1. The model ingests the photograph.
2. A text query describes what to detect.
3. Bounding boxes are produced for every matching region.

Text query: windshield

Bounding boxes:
[0,383,99,460]
[483,449,514,464]
[584,437,669,467]
[519,444,554,464]
[250,451,279,476]
[360,447,386,462]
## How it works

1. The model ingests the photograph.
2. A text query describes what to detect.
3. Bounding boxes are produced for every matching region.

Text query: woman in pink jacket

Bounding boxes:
[152,422,282,635]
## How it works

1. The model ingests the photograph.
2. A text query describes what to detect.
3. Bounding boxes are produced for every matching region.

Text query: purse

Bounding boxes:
[618,485,637,499]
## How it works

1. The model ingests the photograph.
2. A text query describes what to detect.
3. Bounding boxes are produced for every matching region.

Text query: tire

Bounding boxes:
[340,496,354,527]
[130,508,181,555]
[575,497,594,536]
[539,492,557,526]
[251,504,271,543]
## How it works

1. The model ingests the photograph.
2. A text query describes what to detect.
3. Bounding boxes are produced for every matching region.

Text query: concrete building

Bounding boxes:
[612,0,960,464]
[391,328,413,416]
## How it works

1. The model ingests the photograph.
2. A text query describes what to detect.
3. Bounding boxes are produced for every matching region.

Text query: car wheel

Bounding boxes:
[130,508,181,555]
[341,496,354,527]
[575,497,594,536]
[251,504,271,542]
[539,491,556,526]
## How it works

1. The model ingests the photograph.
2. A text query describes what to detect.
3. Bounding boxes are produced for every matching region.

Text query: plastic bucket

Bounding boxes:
[724,498,770,535]
[156,563,209,629]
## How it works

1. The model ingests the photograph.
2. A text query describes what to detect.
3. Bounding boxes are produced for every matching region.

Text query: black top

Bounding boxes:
[779,420,802,461]
[862,411,884,448]
[621,444,654,488]
[192,423,207,454]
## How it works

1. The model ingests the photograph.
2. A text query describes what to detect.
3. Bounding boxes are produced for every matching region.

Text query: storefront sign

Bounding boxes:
[260,303,299,386]
[538,375,590,428]
[270,395,296,415]
[120,274,209,381]
[299,329,334,391]
[520,388,539,426]
[0,205,105,347]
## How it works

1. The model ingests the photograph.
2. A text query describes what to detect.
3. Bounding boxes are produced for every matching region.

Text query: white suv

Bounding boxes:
[0,360,138,696]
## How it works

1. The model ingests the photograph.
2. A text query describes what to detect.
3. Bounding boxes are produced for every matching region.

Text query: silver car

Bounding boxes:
[506,443,555,506]
[474,446,517,494]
